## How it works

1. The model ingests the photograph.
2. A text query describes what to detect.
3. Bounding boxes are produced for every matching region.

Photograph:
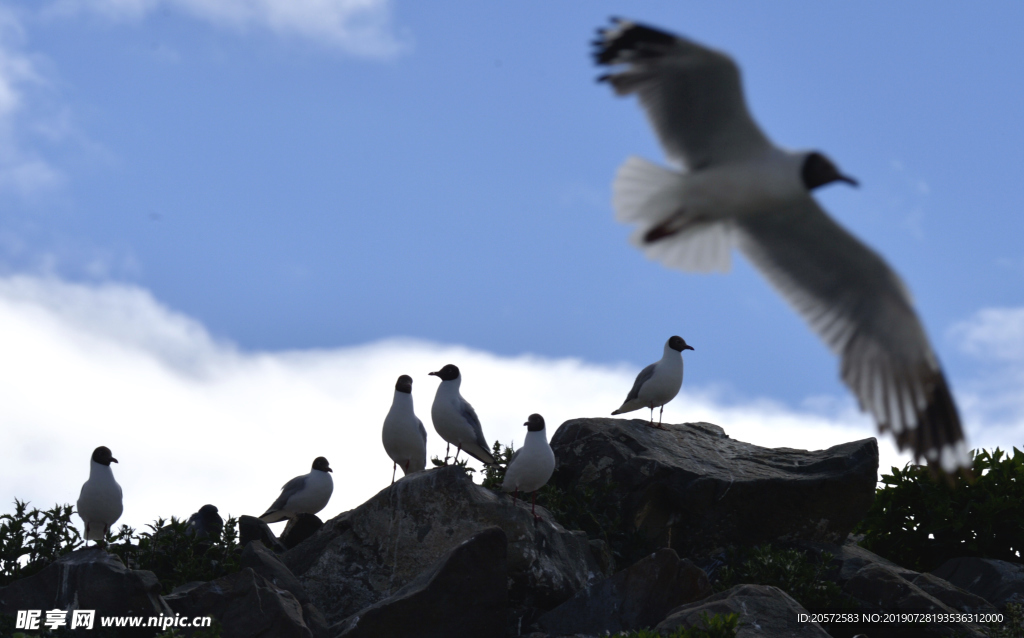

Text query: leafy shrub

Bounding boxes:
[607,612,740,638]
[855,447,1023,572]
[982,602,1024,638]
[1,500,83,586]
[713,544,852,611]
[107,515,241,594]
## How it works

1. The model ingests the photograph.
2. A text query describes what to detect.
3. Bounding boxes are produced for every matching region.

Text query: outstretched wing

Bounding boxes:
[594,19,772,170]
[737,196,969,472]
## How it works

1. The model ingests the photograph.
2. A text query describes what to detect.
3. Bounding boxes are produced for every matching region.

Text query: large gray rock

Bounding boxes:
[656,584,830,638]
[0,548,169,637]
[281,465,604,629]
[550,418,877,556]
[164,567,312,638]
[796,540,994,638]
[332,527,508,638]
[931,557,1024,611]
[239,515,287,553]
[537,547,711,635]
[241,540,310,606]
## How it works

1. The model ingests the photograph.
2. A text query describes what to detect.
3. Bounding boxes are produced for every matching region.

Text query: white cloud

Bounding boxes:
[0,274,936,536]
[44,0,407,57]
[0,7,61,194]
[948,307,1024,447]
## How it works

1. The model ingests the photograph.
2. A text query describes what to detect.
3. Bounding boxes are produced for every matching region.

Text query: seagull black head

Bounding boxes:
[91,446,118,466]
[668,336,694,352]
[524,414,546,431]
[429,364,460,381]
[199,504,219,516]
[312,457,333,473]
[801,152,859,190]
[395,375,413,393]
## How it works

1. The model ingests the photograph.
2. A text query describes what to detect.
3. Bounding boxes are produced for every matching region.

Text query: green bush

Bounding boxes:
[713,544,852,612]
[607,612,740,638]
[107,515,241,594]
[1,500,83,586]
[854,447,1024,572]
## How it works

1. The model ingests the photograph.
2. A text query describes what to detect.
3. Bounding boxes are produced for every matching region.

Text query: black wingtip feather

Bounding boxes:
[592,19,679,66]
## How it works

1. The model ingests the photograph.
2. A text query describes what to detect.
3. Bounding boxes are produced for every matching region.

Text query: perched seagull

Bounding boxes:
[186,504,223,540]
[594,19,969,473]
[429,364,497,465]
[613,336,694,426]
[259,457,334,524]
[77,446,123,545]
[502,414,557,521]
[383,374,428,484]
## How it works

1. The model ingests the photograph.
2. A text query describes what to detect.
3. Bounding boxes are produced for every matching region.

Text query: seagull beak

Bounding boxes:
[111,458,119,463]
[428,371,439,377]
[523,421,529,427]
[327,467,333,473]
[838,174,859,187]
[684,345,694,351]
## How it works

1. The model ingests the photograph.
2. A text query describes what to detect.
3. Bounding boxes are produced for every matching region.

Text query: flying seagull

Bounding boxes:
[594,19,969,473]
[502,413,557,521]
[429,364,497,465]
[612,335,694,426]
[77,445,123,545]
[383,374,428,484]
[259,457,334,524]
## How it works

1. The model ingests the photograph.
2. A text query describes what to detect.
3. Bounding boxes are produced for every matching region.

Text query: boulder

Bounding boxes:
[795,540,994,638]
[0,548,169,636]
[332,527,508,638]
[240,540,310,605]
[549,419,877,557]
[239,515,287,553]
[164,567,312,638]
[931,557,1024,611]
[281,465,604,629]
[280,514,323,550]
[656,584,831,638]
[537,547,711,635]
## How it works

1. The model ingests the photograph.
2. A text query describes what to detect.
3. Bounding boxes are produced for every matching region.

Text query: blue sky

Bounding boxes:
[1,1,1022,528]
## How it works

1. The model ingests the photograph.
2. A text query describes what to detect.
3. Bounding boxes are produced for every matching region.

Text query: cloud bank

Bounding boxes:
[0,275,1018,534]
[44,0,407,57]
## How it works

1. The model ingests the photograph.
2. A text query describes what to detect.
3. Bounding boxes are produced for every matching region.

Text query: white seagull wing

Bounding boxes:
[594,19,772,170]
[737,196,968,471]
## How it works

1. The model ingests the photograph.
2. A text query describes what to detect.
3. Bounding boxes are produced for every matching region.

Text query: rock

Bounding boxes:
[537,547,711,635]
[239,515,287,553]
[795,540,994,637]
[241,540,310,605]
[280,514,323,550]
[332,527,508,638]
[281,465,604,629]
[164,567,312,638]
[656,584,831,638]
[0,548,169,636]
[931,557,1024,611]
[549,419,877,557]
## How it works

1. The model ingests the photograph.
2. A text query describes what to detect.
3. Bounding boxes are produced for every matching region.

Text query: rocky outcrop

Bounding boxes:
[280,465,604,629]
[536,547,711,635]
[795,539,994,638]
[657,584,830,638]
[240,541,311,606]
[0,548,169,637]
[281,514,324,550]
[332,527,508,638]
[164,568,313,638]
[239,515,287,553]
[931,557,1024,611]
[550,418,878,556]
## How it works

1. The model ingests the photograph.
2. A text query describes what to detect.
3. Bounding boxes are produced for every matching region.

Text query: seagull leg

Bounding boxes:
[391,462,397,486]
[455,445,462,463]
[531,491,540,522]
[444,442,450,465]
